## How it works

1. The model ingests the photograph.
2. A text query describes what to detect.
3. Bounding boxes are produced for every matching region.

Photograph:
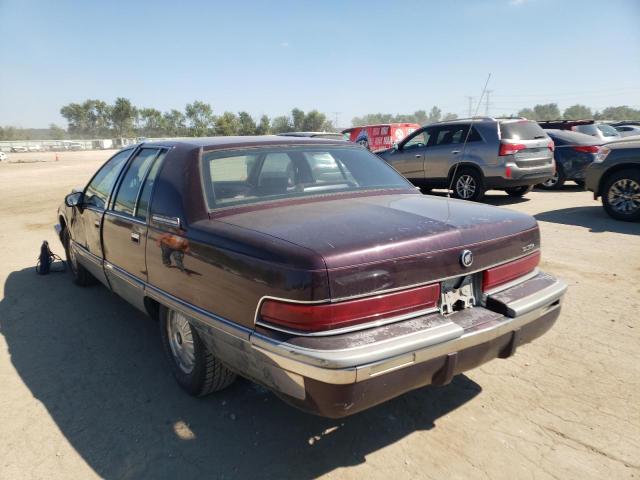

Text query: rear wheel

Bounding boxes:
[538,167,566,190]
[159,306,236,396]
[601,169,640,221]
[62,227,96,286]
[451,168,484,201]
[505,185,534,197]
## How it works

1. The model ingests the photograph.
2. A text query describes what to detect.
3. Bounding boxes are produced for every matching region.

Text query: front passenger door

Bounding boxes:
[386,128,431,181]
[71,148,133,286]
[102,148,166,312]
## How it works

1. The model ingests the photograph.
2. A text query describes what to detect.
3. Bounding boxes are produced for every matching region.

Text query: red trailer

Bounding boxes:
[342,123,421,152]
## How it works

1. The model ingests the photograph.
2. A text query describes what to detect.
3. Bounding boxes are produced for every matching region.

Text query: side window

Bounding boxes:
[84,149,132,209]
[113,148,160,216]
[136,150,167,220]
[402,129,429,150]
[259,153,294,186]
[434,125,481,146]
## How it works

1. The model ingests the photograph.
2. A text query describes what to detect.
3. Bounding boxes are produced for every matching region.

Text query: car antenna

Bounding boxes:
[447,73,492,202]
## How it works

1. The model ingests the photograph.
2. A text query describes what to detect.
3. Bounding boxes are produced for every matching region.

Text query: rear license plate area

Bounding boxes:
[440,274,481,315]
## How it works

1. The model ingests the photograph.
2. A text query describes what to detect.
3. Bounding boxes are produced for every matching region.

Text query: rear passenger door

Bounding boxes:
[424,124,480,180]
[102,148,166,312]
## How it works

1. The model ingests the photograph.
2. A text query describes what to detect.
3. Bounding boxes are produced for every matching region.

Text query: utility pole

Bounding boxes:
[465,96,475,117]
[331,112,341,130]
[484,90,493,117]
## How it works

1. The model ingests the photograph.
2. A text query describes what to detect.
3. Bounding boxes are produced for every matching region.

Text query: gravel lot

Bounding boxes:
[0,150,639,479]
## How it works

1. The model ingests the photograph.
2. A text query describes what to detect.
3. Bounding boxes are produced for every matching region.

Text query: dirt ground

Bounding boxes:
[0,150,639,480]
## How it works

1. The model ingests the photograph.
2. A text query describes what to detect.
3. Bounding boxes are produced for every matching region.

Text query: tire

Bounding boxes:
[537,166,566,190]
[601,169,640,222]
[159,306,236,396]
[62,227,96,286]
[505,185,534,197]
[451,168,484,201]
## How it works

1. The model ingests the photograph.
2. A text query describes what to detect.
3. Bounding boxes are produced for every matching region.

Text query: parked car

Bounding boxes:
[68,142,83,151]
[585,139,640,221]
[27,144,43,152]
[539,120,621,142]
[55,137,566,417]
[537,129,602,189]
[0,152,7,161]
[342,123,420,152]
[613,124,640,137]
[277,132,345,140]
[377,117,555,201]
[10,146,27,153]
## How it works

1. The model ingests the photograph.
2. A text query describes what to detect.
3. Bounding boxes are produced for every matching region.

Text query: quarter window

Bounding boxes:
[113,148,160,216]
[84,149,132,209]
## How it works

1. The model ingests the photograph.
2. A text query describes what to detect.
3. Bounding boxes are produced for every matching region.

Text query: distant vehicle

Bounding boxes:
[538,129,602,190]
[377,117,555,201]
[10,146,27,153]
[68,142,83,151]
[92,139,114,150]
[613,124,640,137]
[27,144,43,152]
[342,123,420,152]
[585,139,640,221]
[0,152,7,161]
[277,132,344,140]
[538,120,621,142]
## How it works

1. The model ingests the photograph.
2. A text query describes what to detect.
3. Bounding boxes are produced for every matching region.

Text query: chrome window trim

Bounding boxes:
[151,214,181,228]
[104,210,147,226]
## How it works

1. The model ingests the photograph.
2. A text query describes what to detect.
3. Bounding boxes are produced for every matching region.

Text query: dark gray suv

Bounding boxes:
[377,117,555,201]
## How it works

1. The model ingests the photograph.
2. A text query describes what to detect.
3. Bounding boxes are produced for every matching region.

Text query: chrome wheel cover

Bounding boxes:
[542,172,559,187]
[455,174,476,199]
[608,179,640,214]
[167,310,195,373]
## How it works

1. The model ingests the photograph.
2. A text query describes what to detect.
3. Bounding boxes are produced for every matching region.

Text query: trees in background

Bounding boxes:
[4,100,640,141]
[352,106,457,127]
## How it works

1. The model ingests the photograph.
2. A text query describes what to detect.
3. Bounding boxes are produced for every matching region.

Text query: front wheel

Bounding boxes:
[601,169,640,221]
[505,185,534,197]
[451,168,484,201]
[159,306,236,396]
[538,167,566,190]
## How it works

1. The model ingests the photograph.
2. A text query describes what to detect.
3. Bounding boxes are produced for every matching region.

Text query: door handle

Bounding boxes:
[415,154,422,158]
[451,150,460,154]
[130,232,140,243]
[94,220,100,228]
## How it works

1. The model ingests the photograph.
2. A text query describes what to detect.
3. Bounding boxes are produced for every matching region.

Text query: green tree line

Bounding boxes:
[352,106,458,127]
[38,98,333,139]
[516,103,640,121]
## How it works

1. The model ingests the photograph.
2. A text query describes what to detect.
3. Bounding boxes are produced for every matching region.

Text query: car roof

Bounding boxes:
[141,135,350,151]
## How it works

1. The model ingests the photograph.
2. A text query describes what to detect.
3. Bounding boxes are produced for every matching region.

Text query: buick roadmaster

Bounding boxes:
[55,136,567,417]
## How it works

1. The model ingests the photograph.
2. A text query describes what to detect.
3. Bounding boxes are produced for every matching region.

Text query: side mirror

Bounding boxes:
[65,191,83,208]
[393,142,400,151]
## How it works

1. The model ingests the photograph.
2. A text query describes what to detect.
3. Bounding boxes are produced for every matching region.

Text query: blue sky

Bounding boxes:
[1,0,639,128]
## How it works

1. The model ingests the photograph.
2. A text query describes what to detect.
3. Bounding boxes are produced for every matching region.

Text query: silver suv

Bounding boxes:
[377,117,555,201]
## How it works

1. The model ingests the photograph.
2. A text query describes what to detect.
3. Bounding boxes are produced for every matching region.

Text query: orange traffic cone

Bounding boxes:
[55,153,59,161]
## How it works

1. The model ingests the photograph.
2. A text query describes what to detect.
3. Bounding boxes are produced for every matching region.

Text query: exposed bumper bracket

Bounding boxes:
[432,352,458,386]
[499,328,520,359]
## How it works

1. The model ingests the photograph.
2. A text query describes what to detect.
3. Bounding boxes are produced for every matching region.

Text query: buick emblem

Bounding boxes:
[460,250,473,268]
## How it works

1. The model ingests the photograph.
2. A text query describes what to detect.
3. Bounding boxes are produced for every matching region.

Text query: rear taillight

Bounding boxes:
[483,251,540,291]
[547,140,555,152]
[499,142,526,156]
[572,145,600,153]
[259,283,440,332]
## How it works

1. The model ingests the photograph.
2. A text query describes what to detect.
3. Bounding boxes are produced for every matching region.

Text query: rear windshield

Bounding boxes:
[500,121,548,141]
[201,146,413,209]
[596,124,620,137]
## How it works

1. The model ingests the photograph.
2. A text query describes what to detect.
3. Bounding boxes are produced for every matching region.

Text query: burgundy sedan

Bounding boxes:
[55,136,566,417]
